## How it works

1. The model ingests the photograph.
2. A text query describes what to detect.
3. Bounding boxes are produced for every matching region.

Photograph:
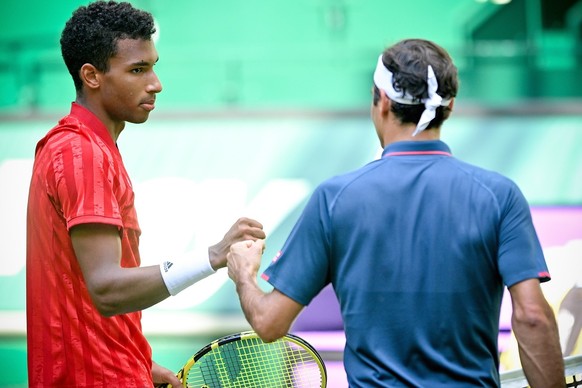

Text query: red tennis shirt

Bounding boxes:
[26,103,152,387]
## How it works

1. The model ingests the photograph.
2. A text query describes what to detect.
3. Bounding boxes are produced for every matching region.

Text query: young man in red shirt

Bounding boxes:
[26,2,265,387]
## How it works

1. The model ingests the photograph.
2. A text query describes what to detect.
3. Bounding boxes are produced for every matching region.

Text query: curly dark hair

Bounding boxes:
[60,1,156,92]
[374,39,459,130]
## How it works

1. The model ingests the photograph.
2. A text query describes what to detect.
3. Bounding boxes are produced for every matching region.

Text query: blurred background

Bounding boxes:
[0,0,581,386]
[1,0,582,111]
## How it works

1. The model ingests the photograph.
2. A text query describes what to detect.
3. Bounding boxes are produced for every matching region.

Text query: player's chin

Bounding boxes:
[128,111,152,124]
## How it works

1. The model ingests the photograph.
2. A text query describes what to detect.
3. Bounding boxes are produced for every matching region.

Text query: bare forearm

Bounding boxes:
[235,277,281,340]
[509,279,565,387]
[513,308,564,388]
[227,239,303,342]
[71,224,170,315]
[89,264,170,316]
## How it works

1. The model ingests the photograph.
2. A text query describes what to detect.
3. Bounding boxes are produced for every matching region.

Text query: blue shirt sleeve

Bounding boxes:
[262,185,332,306]
[496,180,550,287]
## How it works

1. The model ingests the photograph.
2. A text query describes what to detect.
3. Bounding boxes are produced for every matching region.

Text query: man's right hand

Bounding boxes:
[208,217,266,270]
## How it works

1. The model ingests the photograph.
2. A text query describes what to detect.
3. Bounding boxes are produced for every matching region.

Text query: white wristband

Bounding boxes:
[160,254,216,296]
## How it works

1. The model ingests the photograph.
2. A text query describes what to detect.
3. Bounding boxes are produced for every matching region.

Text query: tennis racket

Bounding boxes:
[500,354,582,387]
[160,330,327,388]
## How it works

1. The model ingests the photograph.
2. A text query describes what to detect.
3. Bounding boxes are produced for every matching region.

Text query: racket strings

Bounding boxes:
[241,339,321,387]
[235,340,282,384]
[566,372,582,388]
[186,336,324,387]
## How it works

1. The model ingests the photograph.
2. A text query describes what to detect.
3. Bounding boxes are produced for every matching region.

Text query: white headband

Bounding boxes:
[373,55,451,136]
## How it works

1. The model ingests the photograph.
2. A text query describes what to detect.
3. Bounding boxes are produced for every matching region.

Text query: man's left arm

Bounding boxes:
[227,240,303,342]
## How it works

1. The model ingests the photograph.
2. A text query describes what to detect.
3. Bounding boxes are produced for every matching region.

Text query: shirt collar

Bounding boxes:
[381,140,452,158]
[70,102,117,151]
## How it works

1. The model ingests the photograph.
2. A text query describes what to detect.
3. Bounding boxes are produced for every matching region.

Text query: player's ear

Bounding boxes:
[379,89,391,115]
[447,98,455,112]
[79,63,100,90]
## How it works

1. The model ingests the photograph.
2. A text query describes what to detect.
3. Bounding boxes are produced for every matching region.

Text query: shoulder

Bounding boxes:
[37,114,114,163]
[451,158,519,191]
[36,116,88,153]
[449,158,529,215]
[34,117,116,186]
[309,160,384,206]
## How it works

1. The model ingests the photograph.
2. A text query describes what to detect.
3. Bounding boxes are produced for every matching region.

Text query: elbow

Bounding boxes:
[512,304,554,330]
[87,285,122,317]
[92,295,120,317]
[252,317,289,343]
[254,328,287,343]
[95,304,118,318]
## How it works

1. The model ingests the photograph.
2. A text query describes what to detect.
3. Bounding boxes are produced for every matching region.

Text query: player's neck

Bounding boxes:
[75,98,126,142]
[382,125,441,147]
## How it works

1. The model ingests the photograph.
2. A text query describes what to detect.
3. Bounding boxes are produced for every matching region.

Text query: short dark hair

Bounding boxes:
[60,1,156,92]
[375,39,459,130]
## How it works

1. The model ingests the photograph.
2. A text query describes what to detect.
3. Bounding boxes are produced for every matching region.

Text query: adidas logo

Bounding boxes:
[163,261,174,273]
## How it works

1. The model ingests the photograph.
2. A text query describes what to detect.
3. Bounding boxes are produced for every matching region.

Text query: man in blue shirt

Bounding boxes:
[227,39,564,387]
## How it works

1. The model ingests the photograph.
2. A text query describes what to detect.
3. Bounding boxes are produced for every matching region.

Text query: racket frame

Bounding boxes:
[176,330,327,387]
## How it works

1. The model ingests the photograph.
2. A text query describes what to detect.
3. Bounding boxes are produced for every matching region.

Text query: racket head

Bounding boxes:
[180,330,327,387]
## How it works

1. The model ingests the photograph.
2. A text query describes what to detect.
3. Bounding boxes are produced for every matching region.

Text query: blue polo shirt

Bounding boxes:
[263,140,549,387]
